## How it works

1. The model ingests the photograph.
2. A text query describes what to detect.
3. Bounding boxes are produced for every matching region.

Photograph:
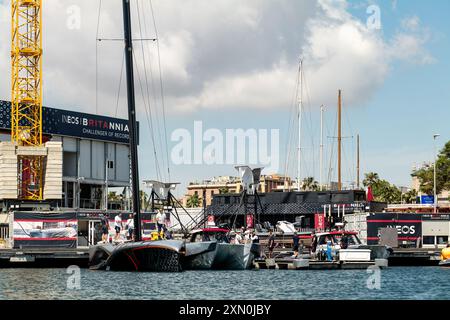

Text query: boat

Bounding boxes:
[89,240,185,272]
[311,230,391,260]
[439,259,450,267]
[184,227,261,270]
[214,242,261,270]
[182,228,228,270]
[89,1,187,272]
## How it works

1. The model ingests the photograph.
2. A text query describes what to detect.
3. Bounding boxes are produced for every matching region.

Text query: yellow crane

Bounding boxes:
[11,0,44,200]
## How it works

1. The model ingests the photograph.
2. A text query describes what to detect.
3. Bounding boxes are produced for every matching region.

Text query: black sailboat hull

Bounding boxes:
[89,240,185,272]
[183,241,218,270]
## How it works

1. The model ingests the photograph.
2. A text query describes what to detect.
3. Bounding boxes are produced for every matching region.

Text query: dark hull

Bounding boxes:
[89,240,185,272]
[183,241,218,270]
[212,243,261,270]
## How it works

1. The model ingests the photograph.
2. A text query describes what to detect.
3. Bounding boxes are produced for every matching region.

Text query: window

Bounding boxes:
[318,193,329,203]
[423,236,435,245]
[332,193,349,203]
[354,192,366,202]
[437,236,449,245]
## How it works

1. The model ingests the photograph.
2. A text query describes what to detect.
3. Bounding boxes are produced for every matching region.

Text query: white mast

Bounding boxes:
[297,59,303,191]
[320,105,324,191]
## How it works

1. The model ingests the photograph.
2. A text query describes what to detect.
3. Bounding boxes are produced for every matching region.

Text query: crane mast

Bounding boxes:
[11,0,44,200]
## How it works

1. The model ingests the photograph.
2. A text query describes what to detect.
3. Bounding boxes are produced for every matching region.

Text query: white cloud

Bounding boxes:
[0,0,435,116]
[401,15,420,31]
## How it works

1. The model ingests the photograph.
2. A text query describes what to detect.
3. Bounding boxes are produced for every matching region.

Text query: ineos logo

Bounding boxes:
[386,225,416,235]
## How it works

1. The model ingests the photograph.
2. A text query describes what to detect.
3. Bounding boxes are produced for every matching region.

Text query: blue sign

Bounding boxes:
[420,195,435,205]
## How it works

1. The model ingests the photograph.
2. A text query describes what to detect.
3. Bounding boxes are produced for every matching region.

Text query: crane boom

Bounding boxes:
[11,0,44,200]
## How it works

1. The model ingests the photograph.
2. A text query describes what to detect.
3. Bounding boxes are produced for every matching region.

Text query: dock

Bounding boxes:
[389,248,441,266]
[254,258,388,270]
[0,248,89,268]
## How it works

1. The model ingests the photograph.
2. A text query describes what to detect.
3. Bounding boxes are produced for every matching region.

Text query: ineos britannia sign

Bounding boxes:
[366,213,422,245]
[0,100,135,144]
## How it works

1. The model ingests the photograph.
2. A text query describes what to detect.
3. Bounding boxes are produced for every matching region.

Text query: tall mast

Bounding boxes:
[356,134,360,190]
[319,105,324,191]
[338,90,342,191]
[122,0,142,241]
[297,59,303,191]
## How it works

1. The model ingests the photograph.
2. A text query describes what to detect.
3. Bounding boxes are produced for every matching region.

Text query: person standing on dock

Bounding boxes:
[114,214,122,242]
[251,231,259,244]
[268,230,276,258]
[234,231,243,244]
[156,210,165,239]
[292,232,300,259]
[125,215,134,241]
[101,213,109,243]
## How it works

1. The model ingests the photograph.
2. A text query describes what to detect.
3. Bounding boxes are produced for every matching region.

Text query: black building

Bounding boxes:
[207,190,386,229]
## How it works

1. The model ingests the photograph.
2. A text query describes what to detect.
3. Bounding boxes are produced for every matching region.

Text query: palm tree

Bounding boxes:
[186,194,201,208]
[363,172,379,187]
[403,189,418,204]
[108,191,120,201]
[301,177,319,191]
[139,190,150,211]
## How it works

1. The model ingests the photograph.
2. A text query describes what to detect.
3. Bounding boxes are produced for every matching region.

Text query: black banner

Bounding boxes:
[0,100,134,144]
[366,213,422,245]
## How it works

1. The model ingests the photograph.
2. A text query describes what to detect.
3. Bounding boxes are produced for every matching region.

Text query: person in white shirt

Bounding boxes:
[114,214,122,241]
[125,216,134,241]
[234,232,243,244]
[244,230,251,243]
[156,210,165,239]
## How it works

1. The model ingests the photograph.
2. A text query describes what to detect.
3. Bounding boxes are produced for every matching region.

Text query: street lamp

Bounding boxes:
[433,134,440,214]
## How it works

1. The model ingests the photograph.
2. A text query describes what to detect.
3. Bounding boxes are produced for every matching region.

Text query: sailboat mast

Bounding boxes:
[338,90,342,191]
[320,105,324,191]
[357,134,360,189]
[297,60,303,191]
[122,0,142,241]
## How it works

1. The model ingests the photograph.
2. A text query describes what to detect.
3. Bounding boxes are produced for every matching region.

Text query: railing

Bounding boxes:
[387,204,434,209]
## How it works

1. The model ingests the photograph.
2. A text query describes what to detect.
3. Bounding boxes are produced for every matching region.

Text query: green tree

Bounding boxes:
[186,194,201,208]
[362,172,379,188]
[363,172,402,204]
[108,191,120,201]
[140,190,150,211]
[301,177,319,191]
[403,189,418,204]
[412,141,450,195]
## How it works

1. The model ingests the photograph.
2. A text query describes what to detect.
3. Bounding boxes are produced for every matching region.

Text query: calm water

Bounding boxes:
[0,267,449,300]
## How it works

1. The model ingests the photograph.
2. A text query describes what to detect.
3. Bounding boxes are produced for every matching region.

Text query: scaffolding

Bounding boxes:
[11,0,44,200]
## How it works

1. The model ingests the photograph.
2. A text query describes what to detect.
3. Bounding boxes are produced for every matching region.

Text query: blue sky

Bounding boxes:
[0,0,449,197]
[162,0,450,196]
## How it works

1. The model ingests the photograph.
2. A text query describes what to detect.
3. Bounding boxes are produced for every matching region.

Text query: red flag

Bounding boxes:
[315,213,325,231]
[367,186,374,202]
